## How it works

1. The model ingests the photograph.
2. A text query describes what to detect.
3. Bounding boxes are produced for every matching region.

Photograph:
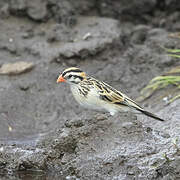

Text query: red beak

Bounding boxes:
[57,75,66,83]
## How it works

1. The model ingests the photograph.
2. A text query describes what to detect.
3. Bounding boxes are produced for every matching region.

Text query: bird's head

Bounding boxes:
[57,67,87,85]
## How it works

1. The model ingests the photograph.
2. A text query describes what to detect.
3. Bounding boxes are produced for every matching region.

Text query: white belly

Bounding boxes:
[70,85,103,110]
[70,85,120,115]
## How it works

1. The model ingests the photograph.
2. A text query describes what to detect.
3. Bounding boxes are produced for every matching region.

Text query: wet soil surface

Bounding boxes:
[0,0,180,179]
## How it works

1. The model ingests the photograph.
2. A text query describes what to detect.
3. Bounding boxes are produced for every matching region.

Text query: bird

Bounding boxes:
[56,67,164,121]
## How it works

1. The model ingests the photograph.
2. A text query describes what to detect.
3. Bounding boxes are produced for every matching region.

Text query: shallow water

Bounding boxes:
[0,171,72,180]
[0,133,42,147]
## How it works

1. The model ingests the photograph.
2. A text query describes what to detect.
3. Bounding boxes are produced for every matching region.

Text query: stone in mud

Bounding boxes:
[0,61,34,75]
[27,0,48,21]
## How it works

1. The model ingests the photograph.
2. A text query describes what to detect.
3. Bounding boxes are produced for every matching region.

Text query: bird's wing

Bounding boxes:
[88,77,143,110]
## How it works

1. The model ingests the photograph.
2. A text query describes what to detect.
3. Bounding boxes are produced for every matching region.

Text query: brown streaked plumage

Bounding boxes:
[57,67,165,121]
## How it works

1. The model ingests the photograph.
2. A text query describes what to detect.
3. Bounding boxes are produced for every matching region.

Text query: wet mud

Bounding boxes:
[0,0,180,179]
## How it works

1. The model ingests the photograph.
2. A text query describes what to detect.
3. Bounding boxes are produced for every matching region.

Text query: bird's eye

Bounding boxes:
[68,75,72,78]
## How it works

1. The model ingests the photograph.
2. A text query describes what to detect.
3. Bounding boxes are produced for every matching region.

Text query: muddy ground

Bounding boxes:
[0,0,180,179]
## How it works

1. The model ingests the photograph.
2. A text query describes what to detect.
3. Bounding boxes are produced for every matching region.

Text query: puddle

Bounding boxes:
[0,171,70,180]
[0,131,47,147]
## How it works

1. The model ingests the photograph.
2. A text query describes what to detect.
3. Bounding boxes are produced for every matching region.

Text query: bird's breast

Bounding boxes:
[70,85,105,111]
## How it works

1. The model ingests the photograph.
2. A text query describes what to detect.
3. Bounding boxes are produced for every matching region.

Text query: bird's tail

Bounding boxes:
[124,97,165,121]
[136,108,165,121]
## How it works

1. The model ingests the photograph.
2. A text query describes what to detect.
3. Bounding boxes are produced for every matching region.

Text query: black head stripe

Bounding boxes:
[73,75,83,81]
[62,69,83,77]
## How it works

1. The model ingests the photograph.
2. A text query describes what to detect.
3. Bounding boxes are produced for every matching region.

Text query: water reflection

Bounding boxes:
[0,171,68,180]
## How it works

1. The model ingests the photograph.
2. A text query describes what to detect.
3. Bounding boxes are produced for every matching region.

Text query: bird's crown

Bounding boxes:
[57,67,86,84]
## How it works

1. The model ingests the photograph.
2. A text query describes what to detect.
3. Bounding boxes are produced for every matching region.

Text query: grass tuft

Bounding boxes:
[139,34,180,103]
[140,67,180,103]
